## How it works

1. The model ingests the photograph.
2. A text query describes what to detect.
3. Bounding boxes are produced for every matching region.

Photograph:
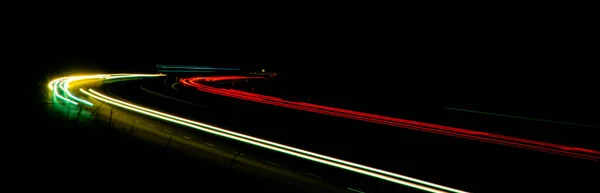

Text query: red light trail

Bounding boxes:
[180,76,600,161]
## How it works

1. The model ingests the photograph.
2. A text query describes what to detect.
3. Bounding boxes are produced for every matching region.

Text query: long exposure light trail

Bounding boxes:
[53,79,78,105]
[49,74,165,106]
[181,76,600,161]
[184,78,597,160]
[185,77,597,159]
[80,88,461,193]
[48,74,466,193]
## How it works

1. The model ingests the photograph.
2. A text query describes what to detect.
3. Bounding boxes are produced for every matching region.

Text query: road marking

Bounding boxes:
[183,136,192,140]
[205,143,216,147]
[347,188,366,193]
[163,129,172,133]
[148,124,155,128]
[306,173,323,179]
[135,120,140,122]
[264,160,279,167]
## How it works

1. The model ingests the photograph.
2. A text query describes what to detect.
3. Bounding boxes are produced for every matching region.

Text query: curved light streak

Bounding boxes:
[81,88,461,193]
[180,76,600,161]
[91,84,471,192]
[48,73,465,192]
[53,79,78,105]
[48,74,165,106]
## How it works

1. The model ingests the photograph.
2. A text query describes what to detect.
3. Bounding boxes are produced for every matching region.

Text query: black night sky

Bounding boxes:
[31,26,598,125]
[15,10,600,192]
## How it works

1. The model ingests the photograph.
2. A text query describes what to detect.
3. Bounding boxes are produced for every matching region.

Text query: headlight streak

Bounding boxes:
[45,73,599,193]
[53,79,78,105]
[48,74,165,106]
[63,79,94,106]
[48,77,67,90]
[83,89,468,192]
[180,77,600,161]
[50,74,465,192]
[80,88,459,193]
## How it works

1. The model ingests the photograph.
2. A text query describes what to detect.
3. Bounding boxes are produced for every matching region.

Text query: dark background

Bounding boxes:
[28,18,598,125]
[13,9,598,192]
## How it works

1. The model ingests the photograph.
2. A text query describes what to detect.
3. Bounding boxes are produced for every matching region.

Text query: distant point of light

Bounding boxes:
[262,69,265,72]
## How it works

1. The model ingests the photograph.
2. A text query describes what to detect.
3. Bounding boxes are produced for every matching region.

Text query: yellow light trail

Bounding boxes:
[62,79,94,106]
[85,88,467,193]
[48,74,165,106]
[81,88,467,193]
[48,77,67,90]
[79,88,446,193]
[47,74,466,193]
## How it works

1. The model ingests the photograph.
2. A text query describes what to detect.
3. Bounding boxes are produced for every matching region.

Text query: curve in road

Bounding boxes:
[180,76,599,161]
[48,74,467,193]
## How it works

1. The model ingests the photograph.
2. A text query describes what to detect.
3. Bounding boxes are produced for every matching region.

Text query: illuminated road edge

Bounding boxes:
[48,74,467,193]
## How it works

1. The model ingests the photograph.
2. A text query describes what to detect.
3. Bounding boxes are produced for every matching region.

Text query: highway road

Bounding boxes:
[180,76,599,161]
[48,75,354,193]
[45,73,598,192]
[47,74,454,193]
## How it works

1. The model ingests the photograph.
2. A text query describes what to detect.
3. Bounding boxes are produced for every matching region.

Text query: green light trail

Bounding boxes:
[53,80,78,105]
[62,79,93,106]
[48,74,166,106]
